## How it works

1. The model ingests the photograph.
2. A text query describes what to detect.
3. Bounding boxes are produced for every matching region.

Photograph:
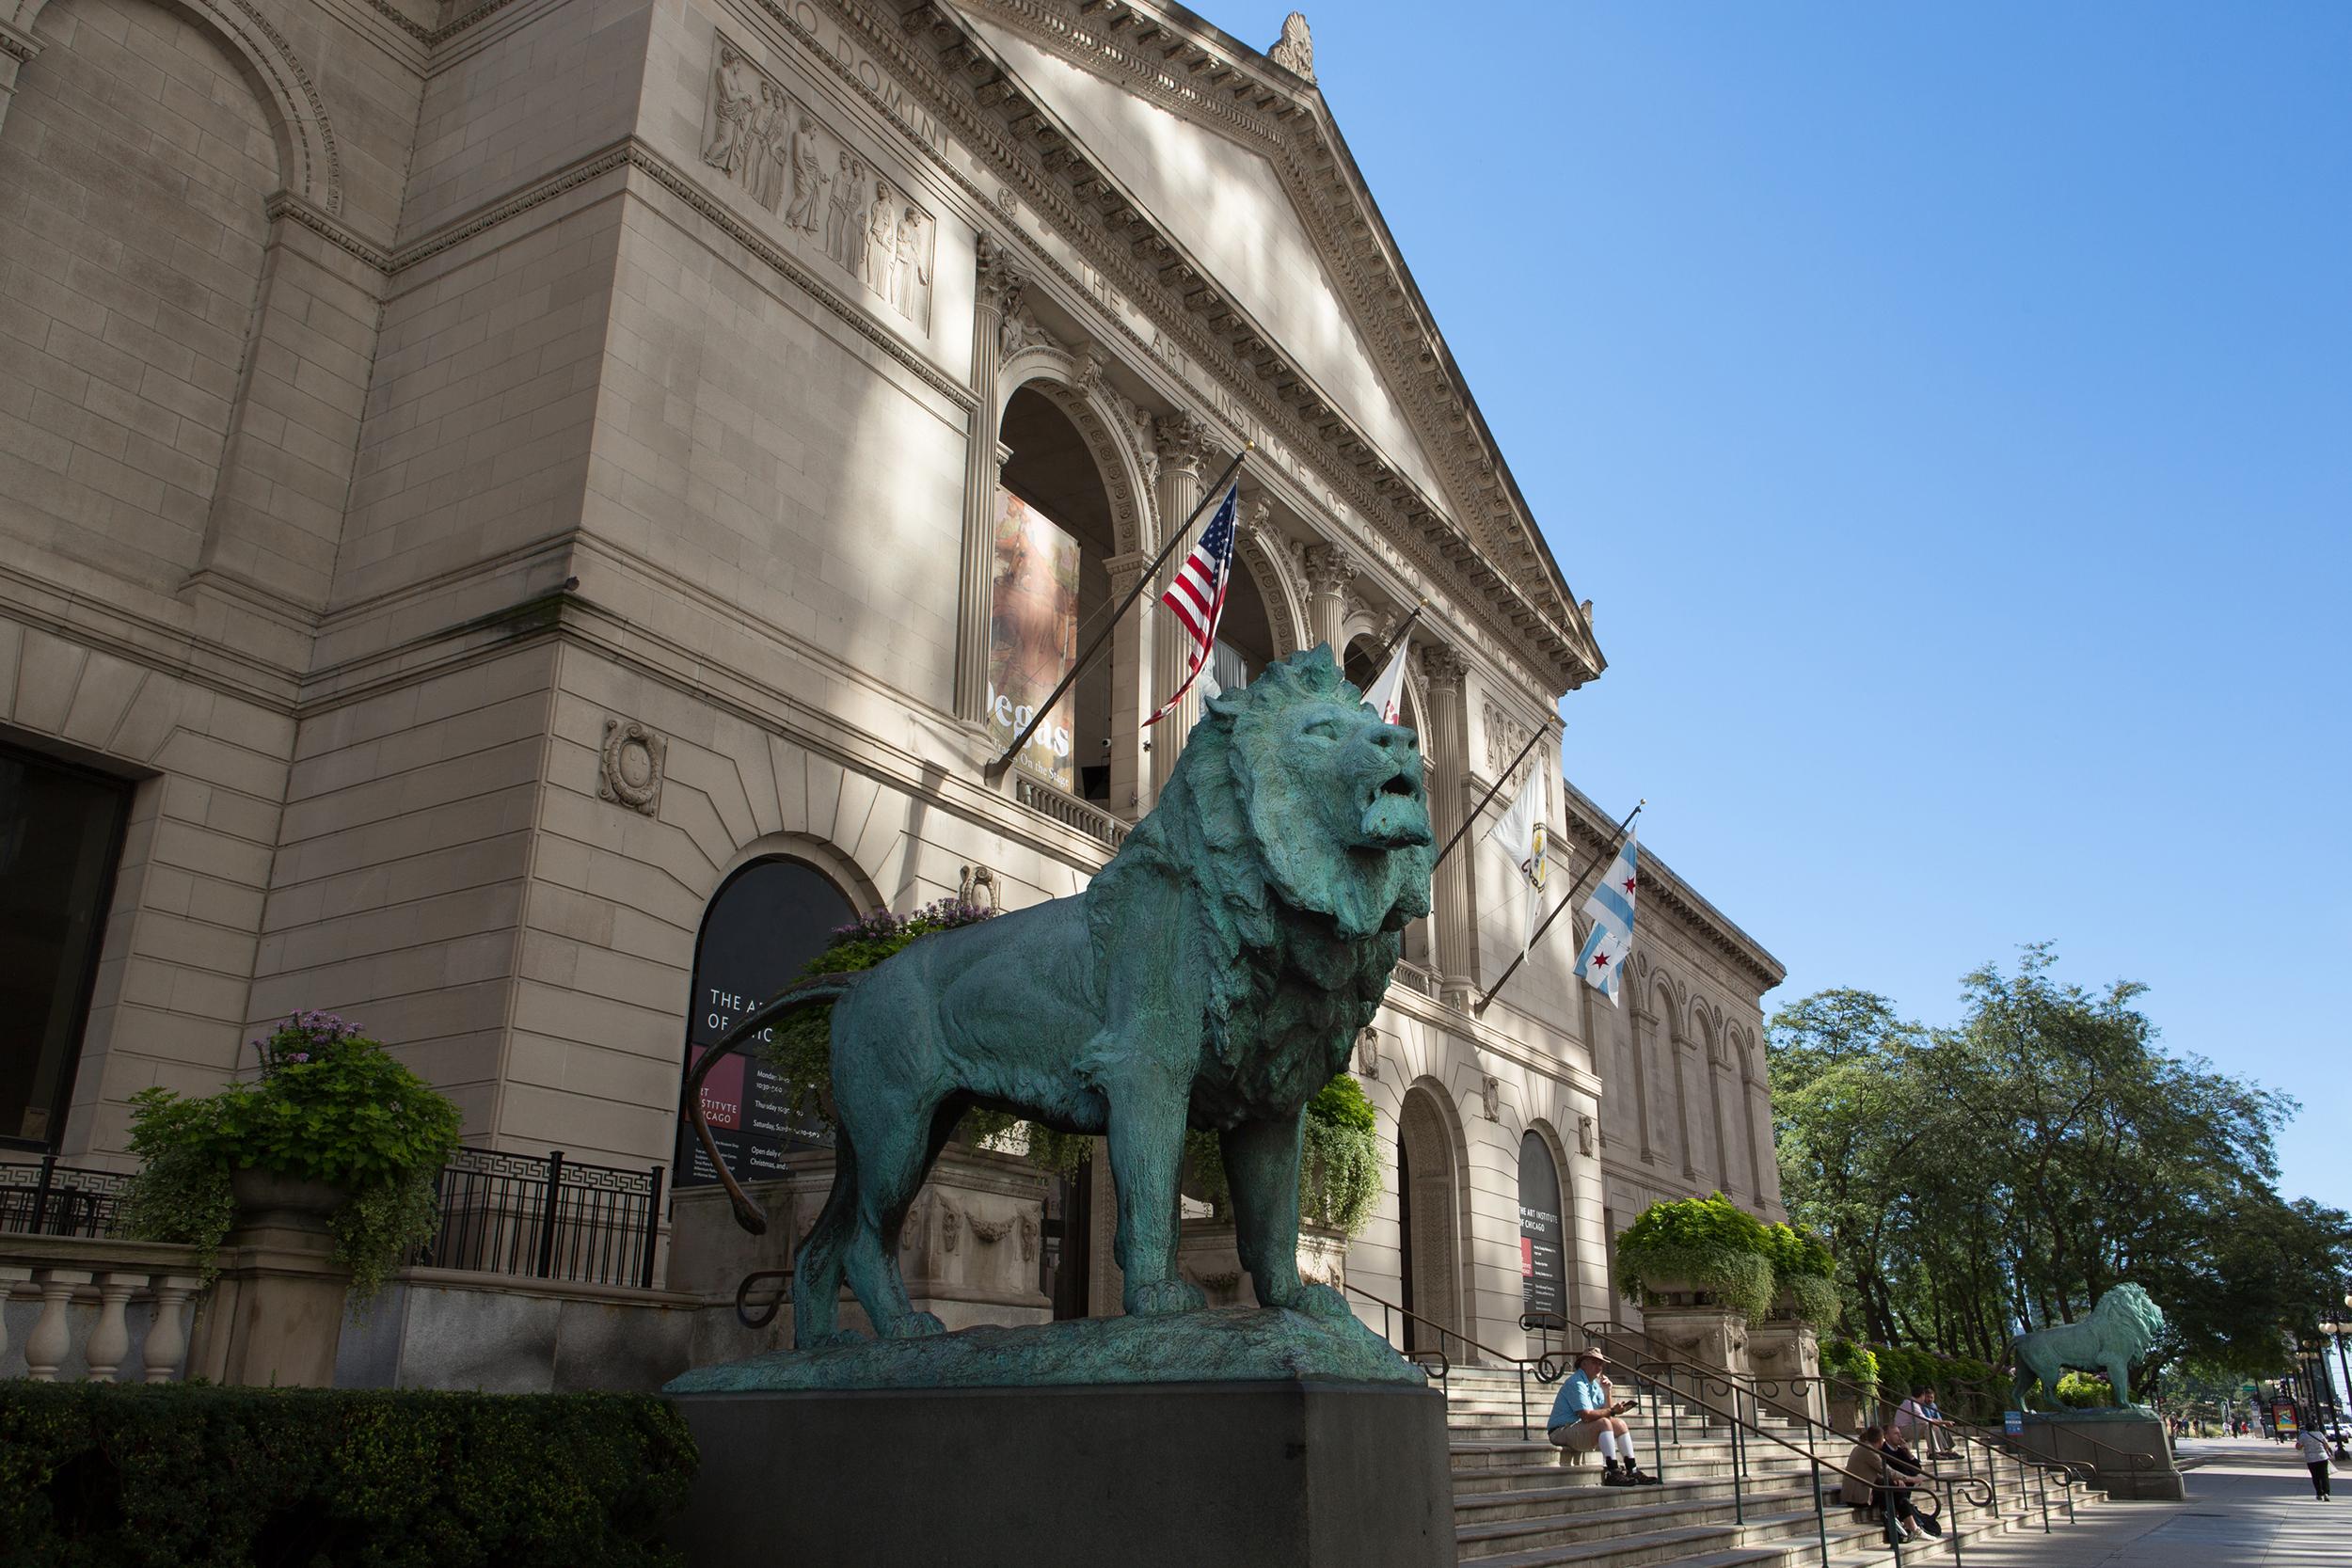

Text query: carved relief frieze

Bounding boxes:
[701,37,935,333]
[598,720,665,815]
[1483,701,1536,786]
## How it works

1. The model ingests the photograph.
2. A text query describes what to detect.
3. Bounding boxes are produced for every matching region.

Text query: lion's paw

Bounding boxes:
[885,1311,947,1338]
[1128,1277,1208,1317]
[805,1328,869,1350]
[1285,1283,1353,1323]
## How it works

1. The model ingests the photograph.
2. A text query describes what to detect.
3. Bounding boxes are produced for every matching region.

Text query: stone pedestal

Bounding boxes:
[668,1379,1451,1568]
[185,1170,350,1387]
[1748,1319,1825,1424]
[1176,1219,1348,1307]
[1640,1300,1754,1380]
[2015,1412,2185,1500]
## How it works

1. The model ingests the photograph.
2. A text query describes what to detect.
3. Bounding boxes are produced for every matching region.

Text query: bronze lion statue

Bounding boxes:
[2010,1283,2166,1411]
[685,647,1434,1345]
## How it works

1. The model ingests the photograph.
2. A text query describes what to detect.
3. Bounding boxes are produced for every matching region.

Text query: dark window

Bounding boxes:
[0,744,130,1150]
[673,857,856,1188]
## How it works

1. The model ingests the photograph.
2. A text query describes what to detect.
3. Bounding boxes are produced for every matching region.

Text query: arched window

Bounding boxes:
[673,856,857,1188]
[1518,1129,1568,1322]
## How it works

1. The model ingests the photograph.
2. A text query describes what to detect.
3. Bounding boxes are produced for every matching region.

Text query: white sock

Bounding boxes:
[1597,1431,1624,1463]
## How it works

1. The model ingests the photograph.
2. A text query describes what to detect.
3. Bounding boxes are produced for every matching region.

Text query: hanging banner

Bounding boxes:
[987,488,1079,791]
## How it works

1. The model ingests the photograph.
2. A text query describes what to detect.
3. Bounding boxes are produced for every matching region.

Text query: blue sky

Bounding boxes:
[1212,2,2351,1204]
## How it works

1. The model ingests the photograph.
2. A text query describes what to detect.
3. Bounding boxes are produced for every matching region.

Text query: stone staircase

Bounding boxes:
[1438,1365,2104,1568]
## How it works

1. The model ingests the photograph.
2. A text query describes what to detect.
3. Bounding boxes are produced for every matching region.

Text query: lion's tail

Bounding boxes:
[680,973,862,1236]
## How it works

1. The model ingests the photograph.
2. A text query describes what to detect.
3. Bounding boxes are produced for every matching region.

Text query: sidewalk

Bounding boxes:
[1947,1440,2342,1566]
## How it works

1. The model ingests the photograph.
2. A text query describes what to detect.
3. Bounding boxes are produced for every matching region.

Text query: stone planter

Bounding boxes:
[187,1166,352,1388]
[1748,1318,1825,1425]
[1176,1218,1349,1308]
[1639,1295,1753,1381]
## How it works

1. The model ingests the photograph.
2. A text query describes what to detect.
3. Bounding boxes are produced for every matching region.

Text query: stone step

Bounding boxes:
[1455,1479,1822,1530]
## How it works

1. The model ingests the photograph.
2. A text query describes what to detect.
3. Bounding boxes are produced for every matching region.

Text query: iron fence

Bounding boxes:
[407,1147,663,1291]
[0,1156,133,1238]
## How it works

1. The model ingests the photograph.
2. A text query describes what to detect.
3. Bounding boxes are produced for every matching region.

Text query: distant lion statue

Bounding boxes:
[2010,1283,2166,1411]
[685,647,1434,1346]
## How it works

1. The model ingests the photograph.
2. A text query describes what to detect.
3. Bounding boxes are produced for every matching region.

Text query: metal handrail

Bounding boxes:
[1344,1283,1523,1429]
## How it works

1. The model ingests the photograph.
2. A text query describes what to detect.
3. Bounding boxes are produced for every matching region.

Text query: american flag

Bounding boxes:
[1143,483,1239,726]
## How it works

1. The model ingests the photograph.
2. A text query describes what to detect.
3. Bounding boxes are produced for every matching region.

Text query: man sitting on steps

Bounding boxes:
[1546,1347,1661,1486]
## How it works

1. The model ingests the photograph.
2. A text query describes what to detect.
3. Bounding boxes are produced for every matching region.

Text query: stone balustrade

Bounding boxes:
[1,1236,206,1384]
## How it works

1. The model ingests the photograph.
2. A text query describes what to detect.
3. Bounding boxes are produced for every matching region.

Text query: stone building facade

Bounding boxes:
[0,0,1782,1362]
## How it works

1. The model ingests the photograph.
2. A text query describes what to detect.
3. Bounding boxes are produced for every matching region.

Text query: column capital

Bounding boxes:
[975,232,1024,315]
[1420,643,1466,691]
[1152,410,1213,477]
[1300,541,1358,596]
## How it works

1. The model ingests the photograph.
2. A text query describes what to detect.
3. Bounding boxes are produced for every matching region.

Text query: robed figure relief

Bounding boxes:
[864,182,898,298]
[826,152,863,269]
[892,209,930,318]
[700,47,757,180]
[786,119,828,235]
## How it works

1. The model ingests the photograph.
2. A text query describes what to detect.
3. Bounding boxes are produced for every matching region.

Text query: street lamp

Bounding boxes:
[2319,1289,2352,1439]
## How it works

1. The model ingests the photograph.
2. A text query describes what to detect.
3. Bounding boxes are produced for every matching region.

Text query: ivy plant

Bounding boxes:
[1761,1220,1844,1328]
[119,1013,463,1302]
[1612,1191,1776,1322]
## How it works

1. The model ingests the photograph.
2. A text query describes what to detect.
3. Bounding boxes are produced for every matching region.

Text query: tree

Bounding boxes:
[1768,946,2349,1386]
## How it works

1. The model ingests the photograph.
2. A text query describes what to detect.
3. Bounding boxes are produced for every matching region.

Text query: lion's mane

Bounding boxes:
[1089,649,1434,1119]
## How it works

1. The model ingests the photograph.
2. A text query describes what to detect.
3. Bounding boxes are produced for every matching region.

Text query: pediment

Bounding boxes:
[961,10,1454,508]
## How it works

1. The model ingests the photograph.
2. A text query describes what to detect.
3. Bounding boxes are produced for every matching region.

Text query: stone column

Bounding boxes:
[1302,543,1357,655]
[1422,647,1475,1006]
[956,237,1022,726]
[1104,550,1152,816]
[1147,412,1212,800]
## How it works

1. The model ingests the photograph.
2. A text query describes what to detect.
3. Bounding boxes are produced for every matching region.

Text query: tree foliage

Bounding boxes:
[1769,946,2351,1385]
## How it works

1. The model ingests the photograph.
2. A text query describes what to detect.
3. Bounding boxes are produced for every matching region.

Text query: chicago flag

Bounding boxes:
[1574,832,1639,1004]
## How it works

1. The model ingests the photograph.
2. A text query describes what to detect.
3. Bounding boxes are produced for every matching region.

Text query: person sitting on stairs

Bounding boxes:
[1843,1426,1923,1545]
[1546,1347,1660,1486]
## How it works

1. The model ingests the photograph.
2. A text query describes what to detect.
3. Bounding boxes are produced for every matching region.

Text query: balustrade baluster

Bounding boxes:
[25,1268,90,1381]
[84,1272,139,1382]
[0,1264,26,1366]
[144,1275,199,1383]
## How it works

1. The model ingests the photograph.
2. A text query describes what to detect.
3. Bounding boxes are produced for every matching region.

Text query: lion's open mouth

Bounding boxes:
[1359,772,1432,848]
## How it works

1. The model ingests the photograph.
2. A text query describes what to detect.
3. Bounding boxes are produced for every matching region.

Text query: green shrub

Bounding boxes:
[1821,1337,1881,1397]
[2056,1370,2114,1408]
[1184,1075,1384,1238]
[1758,1222,1841,1327]
[1613,1193,1775,1322]
[1857,1344,2005,1421]
[0,1383,694,1568]
[119,1014,463,1301]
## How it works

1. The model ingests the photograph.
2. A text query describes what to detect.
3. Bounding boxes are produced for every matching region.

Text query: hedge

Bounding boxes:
[0,1384,696,1568]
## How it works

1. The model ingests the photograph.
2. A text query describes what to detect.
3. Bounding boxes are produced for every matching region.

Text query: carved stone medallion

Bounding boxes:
[599,720,666,816]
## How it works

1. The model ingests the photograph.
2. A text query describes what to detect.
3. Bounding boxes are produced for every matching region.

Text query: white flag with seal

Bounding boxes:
[1485,764,1548,956]
[1359,639,1408,726]
[1574,832,1639,1005]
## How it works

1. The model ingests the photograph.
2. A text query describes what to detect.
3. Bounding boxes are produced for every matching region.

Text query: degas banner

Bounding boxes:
[987,487,1080,790]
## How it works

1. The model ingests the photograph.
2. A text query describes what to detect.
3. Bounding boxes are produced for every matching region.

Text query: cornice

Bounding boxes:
[848,0,1593,694]
[1560,779,1786,994]
[937,0,1601,687]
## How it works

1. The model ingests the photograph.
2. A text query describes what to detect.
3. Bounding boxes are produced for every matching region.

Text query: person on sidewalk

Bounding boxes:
[2296,1427,2333,1500]
[1546,1347,1661,1486]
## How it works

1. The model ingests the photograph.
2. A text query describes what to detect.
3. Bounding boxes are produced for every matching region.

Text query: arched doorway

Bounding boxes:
[995,387,1128,809]
[1518,1129,1568,1325]
[673,856,857,1189]
[1395,1085,1462,1353]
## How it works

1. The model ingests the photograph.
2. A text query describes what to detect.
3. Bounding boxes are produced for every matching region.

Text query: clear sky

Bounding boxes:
[1209,2,2351,1204]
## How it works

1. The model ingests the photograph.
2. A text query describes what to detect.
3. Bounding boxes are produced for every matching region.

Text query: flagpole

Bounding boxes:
[983,445,1251,783]
[1472,798,1644,1015]
[1429,723,1549,871]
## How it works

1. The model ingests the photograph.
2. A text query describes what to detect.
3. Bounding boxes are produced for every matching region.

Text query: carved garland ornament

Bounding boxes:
[598,721,666,816]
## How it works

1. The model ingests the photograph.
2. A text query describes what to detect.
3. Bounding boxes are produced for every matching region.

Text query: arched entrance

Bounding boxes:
[1518,1129,1568,1325]
[1395,1085,1462,1353]
[995,386,1130,810]
[673,856,857,1188]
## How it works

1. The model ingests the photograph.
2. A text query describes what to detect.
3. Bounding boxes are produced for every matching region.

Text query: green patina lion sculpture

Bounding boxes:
[2010,1282,2166,1413]
[685,646,1434,1346]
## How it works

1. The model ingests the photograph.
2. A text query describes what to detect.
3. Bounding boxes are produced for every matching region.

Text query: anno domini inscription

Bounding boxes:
[702,37,937,335]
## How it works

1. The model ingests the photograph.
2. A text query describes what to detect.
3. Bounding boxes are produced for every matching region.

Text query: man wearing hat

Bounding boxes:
[1546,1347,1659,1485]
